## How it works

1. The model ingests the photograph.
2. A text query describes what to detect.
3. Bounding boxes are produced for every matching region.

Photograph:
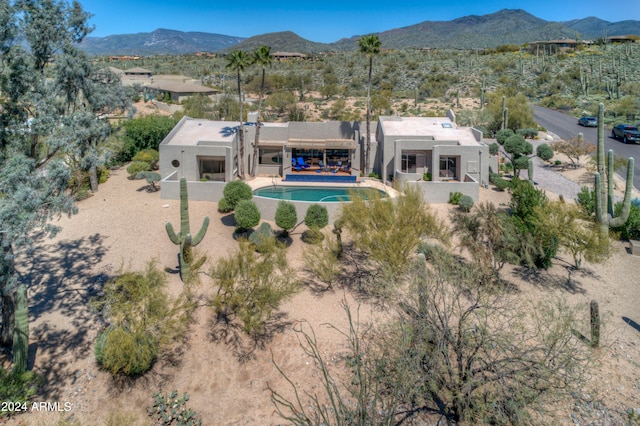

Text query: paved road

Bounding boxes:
[533,105,640,190]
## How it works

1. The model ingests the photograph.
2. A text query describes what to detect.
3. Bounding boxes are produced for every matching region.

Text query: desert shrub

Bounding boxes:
[274,201,297,237]
[147,390,202,426]
[127,161,151,178]
[131,149,159,169]
[612,202,640,241]
[93,261,192,377]
[234,200,260,231]
[458,195,474,212]
[576,186,596,217]
[223,181,253,210]
[449,191,463,205]
[303,237,341,289]
[95,327,158,376]
[489,142,500,156]
[135,171,161,191]
[249,222,275,252]
[507,179,558,269]
[516,128,538,139]
[368,172,381,179]
[490,172,510,191]
[340,185,449,285]
[536,143,554,161]
[303,204,329,244]
[210,242,298,338]
[496,128,515,145]
[422,172,432,181]
[0,368,40,417]
[217,197,233,213]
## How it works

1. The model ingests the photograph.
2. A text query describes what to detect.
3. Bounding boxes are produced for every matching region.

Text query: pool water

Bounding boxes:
[253,186,387,202]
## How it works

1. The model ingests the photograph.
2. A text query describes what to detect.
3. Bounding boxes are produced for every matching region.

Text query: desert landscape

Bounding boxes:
[2,146,639,425]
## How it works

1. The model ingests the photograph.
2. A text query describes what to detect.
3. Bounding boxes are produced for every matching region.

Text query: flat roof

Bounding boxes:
[379,116,481,145]
[165,119,239,146]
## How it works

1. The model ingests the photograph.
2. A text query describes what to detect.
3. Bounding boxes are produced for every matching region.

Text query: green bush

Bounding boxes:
[304,204,328,230]
[120,115,178,161]
[93,262,191,378]
[275,201,297,237]
[612,203,640,240]
[249,222,275,252]
[0,368,40,417]
[131,149,159,168]
[490,172,510,191]
[575,186,595,217]
[458,195,474,212]
[217,197,233,213]
[449,191,463,205]
[489,142,500,156]
[368,172,381,179]
[423,172,432,181]
[496,128,515,145]
[536,143,554,161]
[516,128,538,139]
[95,327,158,376]
[223,181,253,210]
[127,161,151,178]
[304,204,329,244]
[234,200,260,231]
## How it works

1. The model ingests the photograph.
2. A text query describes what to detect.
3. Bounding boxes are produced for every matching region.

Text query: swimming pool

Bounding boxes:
[252,185,387,202]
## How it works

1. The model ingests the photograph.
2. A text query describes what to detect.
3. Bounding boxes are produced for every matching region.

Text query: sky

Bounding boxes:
[79,0,640,43]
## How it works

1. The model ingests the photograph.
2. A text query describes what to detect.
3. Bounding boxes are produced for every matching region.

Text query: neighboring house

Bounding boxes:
[527,39,593,52]
[158,112,492,203]
[145,80,219,103]
[123,67,153,79]
[271,51,309,61]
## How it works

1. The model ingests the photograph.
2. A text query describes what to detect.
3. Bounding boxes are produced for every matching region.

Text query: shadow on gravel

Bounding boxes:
[511,266,587,294]
[622,317,640,334]
[18,233,111,399]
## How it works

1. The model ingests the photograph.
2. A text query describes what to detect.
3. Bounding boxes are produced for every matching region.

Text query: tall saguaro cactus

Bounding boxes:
[166,178,210,283]
[594,102,634,238]
[13,284,28,373]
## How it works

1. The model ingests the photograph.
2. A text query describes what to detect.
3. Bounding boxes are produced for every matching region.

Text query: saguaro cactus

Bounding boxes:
[527,158,534,182]
[166,178,210,283]
[13,283,28,373]
[590,300,600,348]
[594,103,634,238]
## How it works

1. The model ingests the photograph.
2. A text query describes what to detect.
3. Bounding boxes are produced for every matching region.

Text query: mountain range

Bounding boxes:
[78,9,640,56]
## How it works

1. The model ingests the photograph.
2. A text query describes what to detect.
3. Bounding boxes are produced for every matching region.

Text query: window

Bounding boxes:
[258,147,282,165]
[439,156,458,180]
[401,153,417,173]
[198,156,225,181]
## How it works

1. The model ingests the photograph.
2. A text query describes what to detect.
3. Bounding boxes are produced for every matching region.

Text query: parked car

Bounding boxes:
[578,116,597,127]
[611,124,640,144]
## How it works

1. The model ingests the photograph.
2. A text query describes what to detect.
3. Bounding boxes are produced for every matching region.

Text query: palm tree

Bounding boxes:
[358,34,381,176]
[226,49,251,179]
[251,45,272,178]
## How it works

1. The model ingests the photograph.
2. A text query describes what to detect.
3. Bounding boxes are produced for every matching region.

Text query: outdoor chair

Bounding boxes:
[296,157,310,168]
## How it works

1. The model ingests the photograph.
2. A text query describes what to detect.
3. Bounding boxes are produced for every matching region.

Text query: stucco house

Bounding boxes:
[158,111,492,203]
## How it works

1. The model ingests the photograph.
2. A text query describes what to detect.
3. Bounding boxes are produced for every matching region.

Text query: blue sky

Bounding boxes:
[79,0,639,43]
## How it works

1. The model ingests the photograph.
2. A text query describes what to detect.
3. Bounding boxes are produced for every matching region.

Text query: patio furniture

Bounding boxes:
[296,157,310,168]
[292,160,302,171]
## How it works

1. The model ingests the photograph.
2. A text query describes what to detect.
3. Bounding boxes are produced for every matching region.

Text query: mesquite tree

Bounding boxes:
[0,0,128,352]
